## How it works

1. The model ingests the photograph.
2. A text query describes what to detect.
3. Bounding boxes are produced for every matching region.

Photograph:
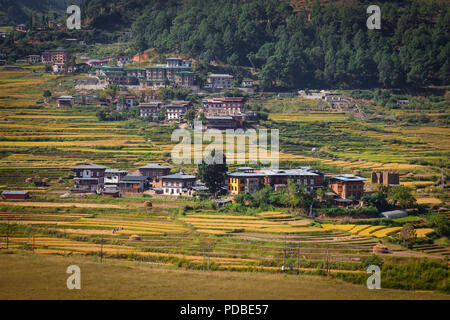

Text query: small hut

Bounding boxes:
[1,190,30,200]
[373,244,389,254]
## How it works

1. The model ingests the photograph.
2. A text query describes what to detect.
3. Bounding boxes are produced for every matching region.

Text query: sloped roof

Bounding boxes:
[70,163,108,169]
[381,210,408,219]
[161,172,196,179]
[330,174,367,182]
[105,169,128,173]
[227,168,318,178]
[120,174,148,182]
[138,163,172,169]
[2,190,29,195]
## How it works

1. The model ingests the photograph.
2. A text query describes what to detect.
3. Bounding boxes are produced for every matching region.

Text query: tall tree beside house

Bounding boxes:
[184,108,196,124]
[157,107,166,121]
[43,90,51,103]
[388,185,417,209]
[282,179,313,213]
[117,94,125,108]
[361,185,390,212]
[197,151,228,197]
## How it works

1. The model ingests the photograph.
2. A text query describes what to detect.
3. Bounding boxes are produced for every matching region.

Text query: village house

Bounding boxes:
[2,190,30,200]
[56,96,74,107]
[137,163,172,188]
[16,24,28,32]
[104,169,128,188]
[118,174,149,193]
[205,74,233,90]
[166,57,191,67]
[52,62,65,73]
[145,64,194,88]
[27,55,41,64]
[117,54,132,67]
[113,92,136,110]
[81,56,114,67]
[94,57,195,88]
[41,47,70,64]
[329,174,367,200]
[166,101,191,121]
[202,97,245,116]
[0,31,11,38]
[139,101,164,120]
[242,79,254,88]
[227,167,324,195]
[161,171,197,196]
[371,171,400,186]
[205,115,244,130]
[71,163,107,193]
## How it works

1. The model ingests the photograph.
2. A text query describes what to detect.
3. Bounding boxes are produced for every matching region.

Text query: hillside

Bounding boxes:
[80,0,449,90]
[0,0,83,26]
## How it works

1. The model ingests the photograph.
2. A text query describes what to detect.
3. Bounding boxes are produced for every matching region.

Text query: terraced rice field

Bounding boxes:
[179,214,325,234]
[321,223,438,240]
[59,217,188,235]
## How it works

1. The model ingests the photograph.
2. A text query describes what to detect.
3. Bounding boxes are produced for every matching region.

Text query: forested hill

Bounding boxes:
[89,0,449,89]
[0,0,83,26]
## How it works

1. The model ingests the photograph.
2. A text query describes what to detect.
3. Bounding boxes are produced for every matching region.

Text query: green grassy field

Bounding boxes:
[1,251,448,300]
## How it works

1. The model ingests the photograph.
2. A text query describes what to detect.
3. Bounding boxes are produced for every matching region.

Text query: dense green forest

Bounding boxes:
[0,0,82,26]
[81,0,449,89]
[2,0,449,90]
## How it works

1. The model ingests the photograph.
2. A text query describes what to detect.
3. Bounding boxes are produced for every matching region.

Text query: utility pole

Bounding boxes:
[297,239,300,275]
[441,169,445,188]
[6,220,9,249]
[100,235,104,263]
[283,234,286,272]
[324,247,329,274]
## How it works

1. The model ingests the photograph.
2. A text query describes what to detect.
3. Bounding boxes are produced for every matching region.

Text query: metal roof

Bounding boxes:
[208,74,233,77]
[120,174,148,182]
[381,210,408,219]
[70,163,108,169]
[206,116,233,120]
[138,163,172,169]
[161,172,196,179]
[330,174,367,182]
[2,191,29,195]
[227,168,318,178]
[105,169,128,173]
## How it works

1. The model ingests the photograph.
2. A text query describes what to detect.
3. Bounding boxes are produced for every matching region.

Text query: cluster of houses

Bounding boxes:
[70,163,206,197]
[137,96,247,128]
[67,161,400,206]
[94,57,195,88]
[11,47,255,92]
[93,57,239,91]
[139,100,192,121]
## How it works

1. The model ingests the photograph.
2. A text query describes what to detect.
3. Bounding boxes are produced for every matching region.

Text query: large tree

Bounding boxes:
[197,151,228,197]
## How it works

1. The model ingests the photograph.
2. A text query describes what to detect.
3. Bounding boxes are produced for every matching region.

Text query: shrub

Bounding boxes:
[362,255,384,269]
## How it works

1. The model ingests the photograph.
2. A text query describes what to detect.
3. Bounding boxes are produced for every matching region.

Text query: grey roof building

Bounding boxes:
[381,210,408,219]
